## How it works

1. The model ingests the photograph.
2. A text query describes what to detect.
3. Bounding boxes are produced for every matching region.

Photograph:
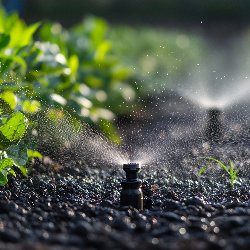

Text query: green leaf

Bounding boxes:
[85,75,103,88]
[0,112,28,142]
[0,158,17,186]
[8,21,39,48]
[111,66,131,80]
[8,169,16,177]
[206,157,229,174]
[84,17,107,44]
[0,99,12,115]
[69,54,79,78]
[0,91,16,109]
[0,54,27,75]
[94,41,112,62]
[0,173,8,186]
[27,149,42,160]
[0,158,14,170]
[198,166,207,176]
[229,160,234,174]
[0,33,10,49]
[22,100,41,113]
[6,143,28,166]
[8,20,23,47]
[21,22,40,46]
[17,165,28,177]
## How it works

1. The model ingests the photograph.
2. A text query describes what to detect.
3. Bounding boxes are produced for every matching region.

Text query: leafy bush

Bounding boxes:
[37,17,136,141]
[0,6,136,144]
[0,95,42,185]
[0,8,43,185]
[38,17,135,118]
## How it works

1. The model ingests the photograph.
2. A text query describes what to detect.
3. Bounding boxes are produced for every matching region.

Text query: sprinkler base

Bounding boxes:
[120,163,143,210]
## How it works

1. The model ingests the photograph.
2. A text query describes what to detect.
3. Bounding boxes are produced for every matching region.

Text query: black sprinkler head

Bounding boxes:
[120,163,143,210]
[205,108,223,142]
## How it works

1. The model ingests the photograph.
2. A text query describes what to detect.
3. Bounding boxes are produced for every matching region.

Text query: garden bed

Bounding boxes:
[1,132,250,250]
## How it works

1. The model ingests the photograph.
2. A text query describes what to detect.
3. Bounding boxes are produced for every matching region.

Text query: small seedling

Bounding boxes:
[198,157,239,190]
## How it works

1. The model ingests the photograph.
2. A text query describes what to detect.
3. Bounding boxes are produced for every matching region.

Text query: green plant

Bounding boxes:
[38,17,135,141]
[0,7,44,185]
[198,157,239,190]
[0,94,42,185]
[0,6,135,142]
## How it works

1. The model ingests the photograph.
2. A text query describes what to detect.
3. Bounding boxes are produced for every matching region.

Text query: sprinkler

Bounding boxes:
[120,163,143,210]
[205,108,223,142]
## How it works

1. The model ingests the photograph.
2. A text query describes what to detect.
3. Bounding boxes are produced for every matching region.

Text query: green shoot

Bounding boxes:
[198,157,239,190]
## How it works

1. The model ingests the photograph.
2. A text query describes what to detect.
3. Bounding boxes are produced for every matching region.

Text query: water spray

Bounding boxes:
[120,163,143,209]
[205,108,223,142]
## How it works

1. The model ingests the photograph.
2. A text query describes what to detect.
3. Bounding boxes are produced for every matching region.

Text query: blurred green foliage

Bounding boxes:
[0,6,136,144]
[109,26,209,94]
[38,17,135,122]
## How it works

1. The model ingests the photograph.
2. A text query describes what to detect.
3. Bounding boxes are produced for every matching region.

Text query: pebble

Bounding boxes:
[185,197,205,207]
[161,211,183,222]
[0,230,20,242]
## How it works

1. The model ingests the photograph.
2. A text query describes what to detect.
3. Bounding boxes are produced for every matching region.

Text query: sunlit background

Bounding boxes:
[2,0,250,145]
[17,0,250,105]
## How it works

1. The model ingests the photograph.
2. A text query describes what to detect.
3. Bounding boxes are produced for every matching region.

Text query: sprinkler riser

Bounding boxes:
[120,182,143,209]
[120,163,143,210]
[205,109,223,142]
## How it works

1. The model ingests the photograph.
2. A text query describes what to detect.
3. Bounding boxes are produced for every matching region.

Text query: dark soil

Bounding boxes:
[0,156,250,250]
[1,94,250,250]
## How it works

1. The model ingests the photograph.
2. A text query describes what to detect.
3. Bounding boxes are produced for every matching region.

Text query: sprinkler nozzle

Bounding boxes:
[205,108,223,142]
[120,163,143,209]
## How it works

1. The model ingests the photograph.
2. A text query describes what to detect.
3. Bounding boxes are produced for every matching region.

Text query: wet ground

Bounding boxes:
[1,93,250,249]
[0,149,250,250]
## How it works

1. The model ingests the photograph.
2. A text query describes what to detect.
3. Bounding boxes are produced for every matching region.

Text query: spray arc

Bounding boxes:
[205,108,223,142]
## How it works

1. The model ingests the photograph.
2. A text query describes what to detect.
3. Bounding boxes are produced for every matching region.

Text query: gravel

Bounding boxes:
[0,159,249,250]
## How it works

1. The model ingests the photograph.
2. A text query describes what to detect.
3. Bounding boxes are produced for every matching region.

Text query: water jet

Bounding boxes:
[120,163,143,209]
[205,108,223,142]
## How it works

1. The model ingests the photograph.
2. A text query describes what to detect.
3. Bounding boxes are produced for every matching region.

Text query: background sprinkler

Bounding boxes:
[205,108,223,142]
[120,163,143,210]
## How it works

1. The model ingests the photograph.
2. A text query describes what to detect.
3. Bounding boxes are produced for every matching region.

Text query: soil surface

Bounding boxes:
[1,95,250,250]
[0,155,250,250]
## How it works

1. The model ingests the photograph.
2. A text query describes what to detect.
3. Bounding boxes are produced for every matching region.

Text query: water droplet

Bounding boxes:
[179,228,186,235]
